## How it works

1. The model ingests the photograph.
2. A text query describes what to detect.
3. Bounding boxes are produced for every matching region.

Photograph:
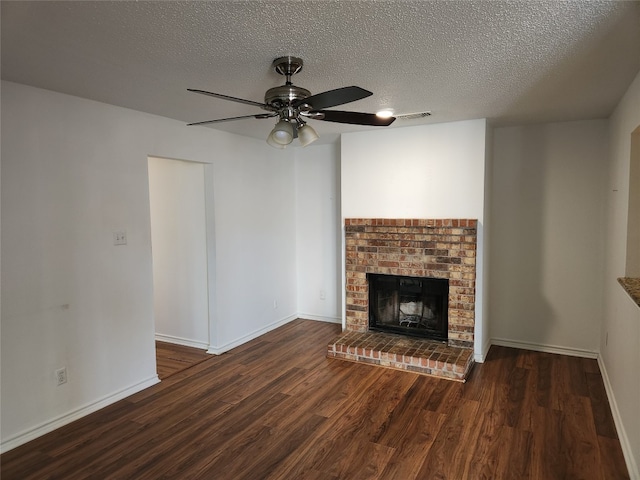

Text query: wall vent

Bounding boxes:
[396,112,432,120]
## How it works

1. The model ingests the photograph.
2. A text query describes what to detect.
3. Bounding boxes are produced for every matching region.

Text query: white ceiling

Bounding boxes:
[2,1,640,144]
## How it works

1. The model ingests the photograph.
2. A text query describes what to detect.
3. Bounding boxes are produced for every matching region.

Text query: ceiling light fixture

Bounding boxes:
[376,109,394,119]
[266,132,287,149]
[267,118,294,146]
[297,123,319,147]
[266,118,319,148]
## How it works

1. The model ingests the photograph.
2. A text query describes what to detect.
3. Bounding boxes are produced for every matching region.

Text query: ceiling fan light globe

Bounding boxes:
[269,120,294,145]
[272,130,293,144]
[267,132,287,149]
[298,124,319,147]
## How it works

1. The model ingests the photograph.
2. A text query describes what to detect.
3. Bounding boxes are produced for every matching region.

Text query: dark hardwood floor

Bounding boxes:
[1,319,629,479]
[155,340,210,380]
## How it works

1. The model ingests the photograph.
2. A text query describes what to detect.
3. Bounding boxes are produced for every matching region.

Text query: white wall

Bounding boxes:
[210,139,298,351]
[482,123,493,357]
[148,157,209,348]
[602,70,640,478]
[0,81,298,450]
[295,143,342,323]
[490,120,608,355]
[341,120,488,220]
[625,127,640,277]
[341,119,489,360]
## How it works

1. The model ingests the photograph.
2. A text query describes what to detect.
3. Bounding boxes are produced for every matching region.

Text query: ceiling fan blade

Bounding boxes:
[294,86,372,110]
[187,113,277,126]
[313,110,395,126]
[187,89,268,108]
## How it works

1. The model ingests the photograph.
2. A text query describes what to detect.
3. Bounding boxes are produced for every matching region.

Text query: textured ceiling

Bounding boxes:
[2,1,640,144]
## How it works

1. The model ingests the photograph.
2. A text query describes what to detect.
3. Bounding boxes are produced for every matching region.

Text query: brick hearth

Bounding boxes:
[327,331,473,381]
[327,218,478,381]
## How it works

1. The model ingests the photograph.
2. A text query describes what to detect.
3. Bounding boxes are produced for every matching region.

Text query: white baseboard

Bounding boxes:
[155,333,209,350]
[0,375,159,454]
[474,337,492,363]
[206,314,298,355]
[297,313,342,324]
[491,337,598,359]
[597,355,639,479]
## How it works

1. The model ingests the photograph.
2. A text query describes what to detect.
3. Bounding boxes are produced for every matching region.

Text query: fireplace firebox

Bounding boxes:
[368,273,448,341]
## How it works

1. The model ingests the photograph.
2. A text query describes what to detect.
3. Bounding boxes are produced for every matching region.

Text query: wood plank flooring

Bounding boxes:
[155,341,210,380]
[1,319,629,479]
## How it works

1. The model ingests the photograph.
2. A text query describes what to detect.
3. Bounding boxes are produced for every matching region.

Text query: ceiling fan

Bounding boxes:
[187,56,395,148]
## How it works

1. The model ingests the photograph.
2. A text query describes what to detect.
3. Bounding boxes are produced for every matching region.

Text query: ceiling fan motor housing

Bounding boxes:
[265,56,311,113]
[264,85,311,110]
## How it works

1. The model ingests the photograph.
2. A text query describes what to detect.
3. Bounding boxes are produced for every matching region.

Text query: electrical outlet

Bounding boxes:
[113,231,127,246]
[55,367,67,386]
[320,289,326,300]
[273,299,278,309]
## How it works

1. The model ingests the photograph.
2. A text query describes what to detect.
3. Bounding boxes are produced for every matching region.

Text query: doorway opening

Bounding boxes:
[148,156,211,368]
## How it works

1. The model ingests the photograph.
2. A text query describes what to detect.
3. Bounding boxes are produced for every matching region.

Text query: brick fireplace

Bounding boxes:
[327,218,478,381]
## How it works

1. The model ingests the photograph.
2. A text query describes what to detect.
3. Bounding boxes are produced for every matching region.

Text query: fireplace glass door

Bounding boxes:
[368,274,448,341]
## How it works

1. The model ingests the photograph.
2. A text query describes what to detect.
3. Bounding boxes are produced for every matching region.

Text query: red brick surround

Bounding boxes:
[344,218,477,349]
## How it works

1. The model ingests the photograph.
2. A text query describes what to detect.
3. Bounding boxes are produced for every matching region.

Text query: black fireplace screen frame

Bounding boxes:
[368,273,449,341]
